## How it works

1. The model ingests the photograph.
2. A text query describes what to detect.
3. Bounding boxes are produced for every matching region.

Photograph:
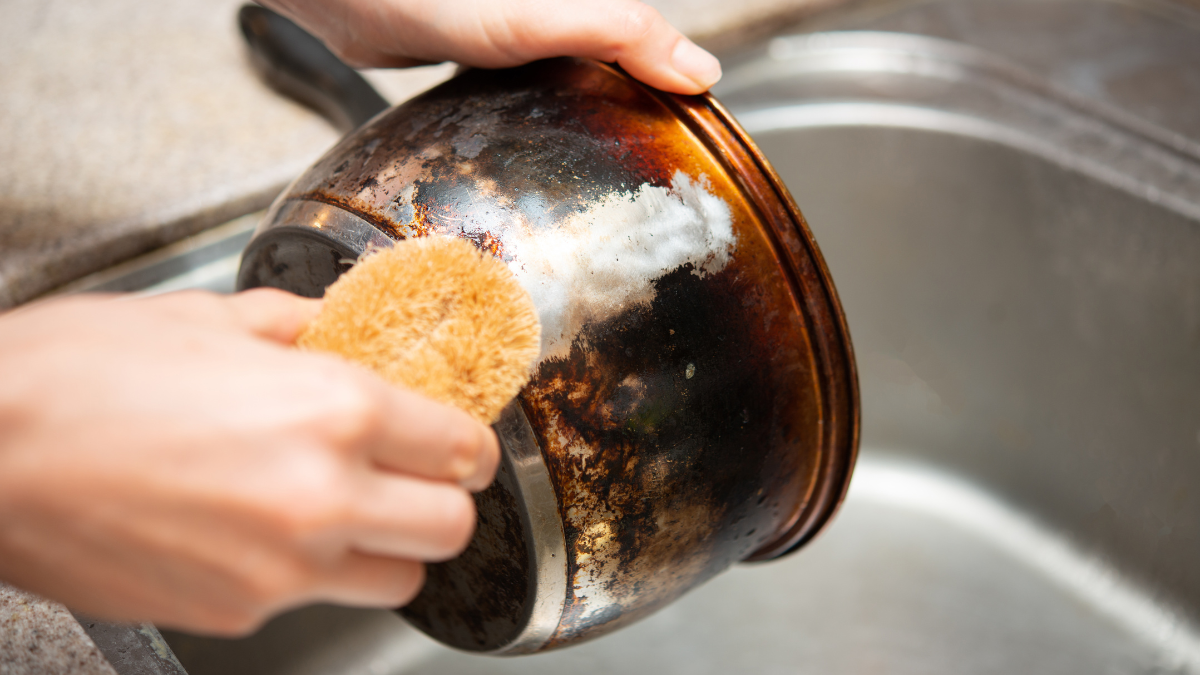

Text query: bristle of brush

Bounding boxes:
[297,235,542,424]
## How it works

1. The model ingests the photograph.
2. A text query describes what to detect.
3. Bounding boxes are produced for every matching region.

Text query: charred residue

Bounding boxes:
[521,253,821,646]
[400,452,531,651]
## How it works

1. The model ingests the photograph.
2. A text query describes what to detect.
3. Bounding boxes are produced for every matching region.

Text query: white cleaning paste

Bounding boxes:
[501,170,736,362]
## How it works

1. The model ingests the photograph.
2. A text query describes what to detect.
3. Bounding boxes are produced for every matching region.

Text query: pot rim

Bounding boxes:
[613,66,861,561]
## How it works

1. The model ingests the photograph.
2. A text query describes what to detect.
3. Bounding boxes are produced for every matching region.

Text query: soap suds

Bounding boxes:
[501,170,736,362]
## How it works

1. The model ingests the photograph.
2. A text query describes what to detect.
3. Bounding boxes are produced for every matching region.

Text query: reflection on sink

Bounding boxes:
[134,2,1200,673]
[405,455,1200,673]
[722,25,1200,629]
[163,455,1198,674]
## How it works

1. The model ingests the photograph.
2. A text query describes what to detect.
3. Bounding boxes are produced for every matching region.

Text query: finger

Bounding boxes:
[495,0,722,94]
[347,472,477,562]
[308,552,426,608]
[367,385,501,492]
[226,288,323,344]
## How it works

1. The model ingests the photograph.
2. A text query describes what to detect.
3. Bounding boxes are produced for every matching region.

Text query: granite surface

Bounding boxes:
[0,0,838,310]
[0,0,837,672]
[0,584,116,675]
[0,0,455,309]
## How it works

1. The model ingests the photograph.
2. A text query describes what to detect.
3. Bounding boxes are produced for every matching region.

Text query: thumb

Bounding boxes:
[497,0,722,94]
[226,288,323,344]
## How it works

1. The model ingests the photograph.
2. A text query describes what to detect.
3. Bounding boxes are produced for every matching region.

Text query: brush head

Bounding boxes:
[297,235,542,424]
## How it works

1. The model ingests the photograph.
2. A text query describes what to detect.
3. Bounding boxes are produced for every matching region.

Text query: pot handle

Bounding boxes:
[238,4,390,133]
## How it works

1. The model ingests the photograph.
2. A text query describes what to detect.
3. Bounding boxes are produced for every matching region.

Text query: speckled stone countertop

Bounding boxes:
[0,0,836,671]
[0,584,116,675]
[0,0,839,310]
[0,0,457,309]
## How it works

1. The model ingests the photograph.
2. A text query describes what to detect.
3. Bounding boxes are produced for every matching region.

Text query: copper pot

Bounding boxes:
[237,57,858,654]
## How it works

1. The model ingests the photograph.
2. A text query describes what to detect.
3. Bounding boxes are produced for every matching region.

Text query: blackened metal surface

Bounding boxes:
[238,201,395,297]
[521,261,820,646]
[237,229,353,298]
[400,443,531,652]
[672,93,859,561]
[238,57,858,652]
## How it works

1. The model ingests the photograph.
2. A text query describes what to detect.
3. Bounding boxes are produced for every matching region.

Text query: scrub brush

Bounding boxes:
[296,235,542,424]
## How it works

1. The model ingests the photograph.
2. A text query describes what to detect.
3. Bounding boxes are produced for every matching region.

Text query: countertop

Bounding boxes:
[0,0,838,310]
[0,0,837,672]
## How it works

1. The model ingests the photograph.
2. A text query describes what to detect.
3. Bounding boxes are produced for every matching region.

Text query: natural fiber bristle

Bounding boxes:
[297,236,542,424]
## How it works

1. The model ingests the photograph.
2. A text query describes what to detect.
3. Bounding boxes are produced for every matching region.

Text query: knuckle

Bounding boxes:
[617,3,664,44]
[244,452,353,547]
[320,382,384,449]
[238,559,315,606]
[274,490,350,543]
[248,452,353,542]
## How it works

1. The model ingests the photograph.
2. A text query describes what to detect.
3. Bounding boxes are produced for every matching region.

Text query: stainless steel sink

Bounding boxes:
[80,0,1200,672]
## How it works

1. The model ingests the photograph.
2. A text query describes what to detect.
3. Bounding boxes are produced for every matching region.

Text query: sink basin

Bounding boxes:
[79,1,1200,672]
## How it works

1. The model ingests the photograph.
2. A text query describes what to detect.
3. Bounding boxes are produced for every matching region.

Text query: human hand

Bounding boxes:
[0,289,499,635]
[262,0,722,94]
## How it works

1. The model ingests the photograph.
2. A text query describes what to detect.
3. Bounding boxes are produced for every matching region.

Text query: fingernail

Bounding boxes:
[671,39,722,90]
[451,452,481,488]
[456,425,497,492]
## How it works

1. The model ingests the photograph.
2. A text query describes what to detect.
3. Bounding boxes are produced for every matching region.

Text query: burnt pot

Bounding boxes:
[237,57,859,654]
